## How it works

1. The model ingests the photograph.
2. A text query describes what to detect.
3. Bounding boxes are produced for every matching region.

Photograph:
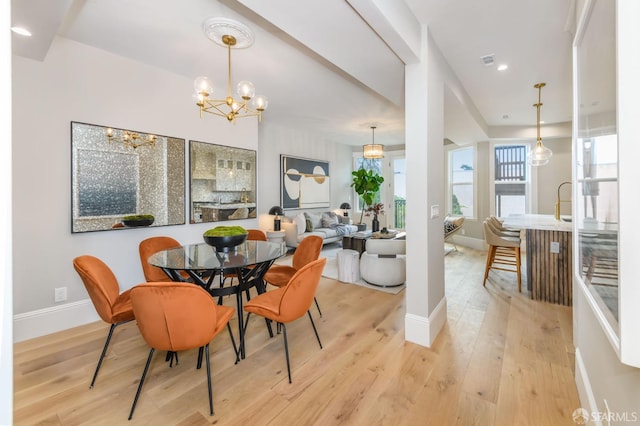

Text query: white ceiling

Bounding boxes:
[11,0,575,147]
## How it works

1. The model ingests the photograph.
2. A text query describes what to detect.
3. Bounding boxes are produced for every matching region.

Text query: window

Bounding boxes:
[449,147,474,218]
[494,144,527,217]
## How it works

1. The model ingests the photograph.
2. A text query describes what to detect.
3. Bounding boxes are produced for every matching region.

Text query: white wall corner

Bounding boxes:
[404,296,447,347]
[13,299,98,342]
[574,347,601,424]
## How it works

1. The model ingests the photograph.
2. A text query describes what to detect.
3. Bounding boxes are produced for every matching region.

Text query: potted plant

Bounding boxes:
[350,168,384,226]
[365,202,384,232]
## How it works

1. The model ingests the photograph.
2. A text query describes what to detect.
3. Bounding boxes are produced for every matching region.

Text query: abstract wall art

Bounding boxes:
[281,155,330,209]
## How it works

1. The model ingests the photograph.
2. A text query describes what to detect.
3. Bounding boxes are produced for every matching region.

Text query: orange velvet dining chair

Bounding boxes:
[128,282,234,420]
[139,236,238,364]
[72,255,135,389]
[139,236,191,282]
[244,257,327,383]
[247,228,267,241]
[263,235,323,316]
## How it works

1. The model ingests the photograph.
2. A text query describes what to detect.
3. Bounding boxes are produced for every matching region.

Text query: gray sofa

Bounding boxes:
[282,210,357,248]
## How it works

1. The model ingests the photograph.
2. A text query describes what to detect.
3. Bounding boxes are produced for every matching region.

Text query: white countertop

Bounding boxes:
[502,214,573,232]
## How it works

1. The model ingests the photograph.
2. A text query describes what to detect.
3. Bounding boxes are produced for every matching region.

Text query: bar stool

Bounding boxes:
[482,219,522,292]
[488,216,521,237]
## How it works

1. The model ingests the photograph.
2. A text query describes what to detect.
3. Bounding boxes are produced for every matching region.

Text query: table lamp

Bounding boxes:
[268,205,284,231]
[340,202,351,217]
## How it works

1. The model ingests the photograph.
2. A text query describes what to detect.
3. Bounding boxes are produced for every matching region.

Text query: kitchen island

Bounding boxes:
[502,214,573,306]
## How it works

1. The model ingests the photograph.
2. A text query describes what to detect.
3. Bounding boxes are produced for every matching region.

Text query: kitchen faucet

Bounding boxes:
[555,181,572,220]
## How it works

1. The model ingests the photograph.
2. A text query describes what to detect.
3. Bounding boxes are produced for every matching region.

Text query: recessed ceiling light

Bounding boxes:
[539,120,545,124]
[497,64,508,71]
[11,26,32,37]
[480,54,495,67]
[502,114,509,119]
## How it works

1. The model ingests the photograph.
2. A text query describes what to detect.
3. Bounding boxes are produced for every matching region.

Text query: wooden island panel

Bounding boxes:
[502,214,573,307]
[525,229,573,306]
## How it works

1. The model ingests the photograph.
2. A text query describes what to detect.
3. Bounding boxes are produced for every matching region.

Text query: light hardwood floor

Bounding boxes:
[13,246,580,425]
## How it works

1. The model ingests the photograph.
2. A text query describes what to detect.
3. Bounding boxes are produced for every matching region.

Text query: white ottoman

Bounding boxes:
[336,249,360,283]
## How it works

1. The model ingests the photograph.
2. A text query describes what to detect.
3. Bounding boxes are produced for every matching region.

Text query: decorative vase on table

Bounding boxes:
[372,215,380,232]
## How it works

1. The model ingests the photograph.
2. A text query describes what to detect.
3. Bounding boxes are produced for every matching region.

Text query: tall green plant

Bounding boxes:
[351,168,384,223]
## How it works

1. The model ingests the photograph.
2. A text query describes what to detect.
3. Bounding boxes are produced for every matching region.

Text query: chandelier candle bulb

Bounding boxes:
[237,81,255,99]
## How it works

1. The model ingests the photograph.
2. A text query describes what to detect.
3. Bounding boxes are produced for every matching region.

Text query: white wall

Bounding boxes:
[11,37,260,340]
[2,0,14,422]
[404,28,447,346]
[256,122,354,216]
[12,36,357,342]
[534,138,573,216]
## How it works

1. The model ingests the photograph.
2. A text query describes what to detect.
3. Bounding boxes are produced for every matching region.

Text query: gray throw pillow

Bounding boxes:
[321,211,339,228]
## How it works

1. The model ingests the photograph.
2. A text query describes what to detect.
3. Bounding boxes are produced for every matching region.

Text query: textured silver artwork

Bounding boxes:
[71,121,185,233]
[189,140,257,223]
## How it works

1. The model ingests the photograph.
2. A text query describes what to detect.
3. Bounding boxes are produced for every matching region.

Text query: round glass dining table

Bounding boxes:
[147,240,286,360]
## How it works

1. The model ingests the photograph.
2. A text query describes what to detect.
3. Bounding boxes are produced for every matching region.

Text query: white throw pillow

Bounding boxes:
[294,213,306,235]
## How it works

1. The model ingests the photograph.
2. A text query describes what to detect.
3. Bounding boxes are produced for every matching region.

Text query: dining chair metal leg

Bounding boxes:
[313,297,322,317]
[90,323,116,389]
[129,348,155,420]
[165,351,178,367]
[281,323,292,384]
[228,323,240,364]
[197,347,203,369]
[204,344,214,415]
[307,311,323,349]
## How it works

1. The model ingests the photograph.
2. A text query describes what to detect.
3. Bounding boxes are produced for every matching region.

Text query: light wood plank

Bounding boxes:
[13,246,580,425]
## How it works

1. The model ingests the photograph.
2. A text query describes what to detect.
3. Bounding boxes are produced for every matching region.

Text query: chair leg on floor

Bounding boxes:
[90,323,116,389]
[515,246,522,292]
[281,323,292,384]
[197,347,203,369]
[483,245,496,286]
[227,323,239,364]
[204,344,214,416]
[313,297,322,317]
[128,348,155,420]
[265,318,274,338]
[307,311,323,349]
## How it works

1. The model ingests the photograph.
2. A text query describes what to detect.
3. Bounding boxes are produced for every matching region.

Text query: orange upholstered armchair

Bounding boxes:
[221,228,267,296]
[139,236,191,282]
[244,258,327,383]
[72,255,135,388]
[128,282,234,420]
[263,235,323,316]
[247,229,267,241]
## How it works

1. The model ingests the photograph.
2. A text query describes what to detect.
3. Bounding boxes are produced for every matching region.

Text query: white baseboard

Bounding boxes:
[574,347,602,425]
[450,234,485,251]
[13,299,99,343]
[405,296,447,347]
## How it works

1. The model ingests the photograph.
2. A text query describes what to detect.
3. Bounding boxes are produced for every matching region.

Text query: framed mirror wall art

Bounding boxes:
[71,121,185,233]
[189,140,257,223]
